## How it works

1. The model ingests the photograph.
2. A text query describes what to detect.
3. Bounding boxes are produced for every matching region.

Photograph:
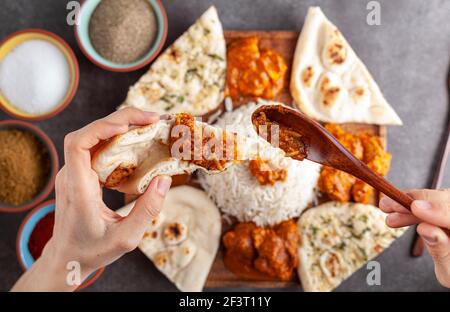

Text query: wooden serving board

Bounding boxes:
[125,31,387,289]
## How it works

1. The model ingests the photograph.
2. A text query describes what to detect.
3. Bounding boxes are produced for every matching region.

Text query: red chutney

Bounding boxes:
[28,211,55,259]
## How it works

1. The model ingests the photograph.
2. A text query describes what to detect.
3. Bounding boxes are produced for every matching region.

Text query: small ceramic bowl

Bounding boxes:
[0,120,59,213]
[16,200,105,290]
[0,29,79,121]
[75,0,168,72]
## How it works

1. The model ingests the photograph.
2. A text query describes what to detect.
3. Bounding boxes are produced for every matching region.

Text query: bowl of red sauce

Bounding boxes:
[16,200,105,289]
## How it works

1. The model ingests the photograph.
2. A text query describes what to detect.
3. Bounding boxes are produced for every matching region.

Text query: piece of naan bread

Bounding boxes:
[290,7,402,125]
[297,201,406,292]
[116,186,221,292]
[119,6,226,116]
[91,114,260,194]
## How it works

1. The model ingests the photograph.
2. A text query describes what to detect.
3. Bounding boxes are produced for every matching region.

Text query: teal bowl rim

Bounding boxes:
[16,199,105,290]
[74,0,168,72]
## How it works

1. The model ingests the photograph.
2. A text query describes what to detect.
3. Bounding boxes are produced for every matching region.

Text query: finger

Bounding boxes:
[101,107,159,128]
[117,176,172,248]
[386,212,421,228]
[417,223,450,287]
[75,108,159,151]
[64,109,159,170]
[379,196,412,214]
[408,189,450,202]
[411,200,450,229]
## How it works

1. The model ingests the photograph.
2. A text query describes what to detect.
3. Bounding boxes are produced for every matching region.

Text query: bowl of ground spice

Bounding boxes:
[75,0,168,72]
[16,200,105,290]
[0,120,59,213]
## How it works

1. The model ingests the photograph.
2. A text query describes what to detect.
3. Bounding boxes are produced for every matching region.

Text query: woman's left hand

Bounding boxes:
[12,108,172,291]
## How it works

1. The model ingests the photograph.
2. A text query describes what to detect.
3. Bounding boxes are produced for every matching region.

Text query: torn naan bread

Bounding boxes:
[290,7,402,125]
[119,6,226,116]
[297,201,406,292]
[116,186,221,292]
[92,114,255,194]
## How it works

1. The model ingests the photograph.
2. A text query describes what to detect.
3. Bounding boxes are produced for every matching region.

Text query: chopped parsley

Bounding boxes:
[336,242,347,250]
[358,214,368,223]
[310,225,319,236]
[208,54,224,61]
[164,103,175,111]
[357,246,368,261]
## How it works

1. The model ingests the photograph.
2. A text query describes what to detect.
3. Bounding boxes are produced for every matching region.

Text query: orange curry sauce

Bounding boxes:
[169,113,239,171]
[318,124,391,204]
[253,110,308,161]
[226,36,287,100]
[223,220,299,281]
[248,158,287,186]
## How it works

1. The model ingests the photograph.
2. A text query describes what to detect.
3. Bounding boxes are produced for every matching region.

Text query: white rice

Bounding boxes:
[198,101,321,226]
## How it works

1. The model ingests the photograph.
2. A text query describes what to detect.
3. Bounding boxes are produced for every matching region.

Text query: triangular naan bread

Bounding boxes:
[117,186,221,292]
[120,6,226,116]
[290,7,402,125]
[297,201,406,292]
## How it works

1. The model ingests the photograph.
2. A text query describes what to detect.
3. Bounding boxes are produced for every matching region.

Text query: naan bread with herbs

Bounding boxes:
[297,201,406,292]
[116,186,221,292]
[290,7,402,125]
[120,6,226,115]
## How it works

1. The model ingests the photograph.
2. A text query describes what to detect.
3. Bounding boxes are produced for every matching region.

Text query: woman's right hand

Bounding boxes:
[379,189,450,288]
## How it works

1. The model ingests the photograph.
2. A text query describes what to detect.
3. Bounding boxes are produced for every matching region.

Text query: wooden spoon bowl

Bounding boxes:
[251,104,413,208]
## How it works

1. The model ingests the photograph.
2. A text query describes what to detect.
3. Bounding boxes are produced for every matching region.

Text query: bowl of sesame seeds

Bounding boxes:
[75,0,168,72]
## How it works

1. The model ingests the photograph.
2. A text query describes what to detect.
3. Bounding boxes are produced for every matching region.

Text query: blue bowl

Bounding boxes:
[16,200,104,289]
[75,0,168,72]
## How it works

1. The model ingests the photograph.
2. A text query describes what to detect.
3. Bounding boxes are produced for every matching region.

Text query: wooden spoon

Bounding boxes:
[251,105,413,208]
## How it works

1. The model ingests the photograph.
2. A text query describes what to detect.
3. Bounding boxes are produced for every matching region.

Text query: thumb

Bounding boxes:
[417,222,450,288]
[118,175,172,248]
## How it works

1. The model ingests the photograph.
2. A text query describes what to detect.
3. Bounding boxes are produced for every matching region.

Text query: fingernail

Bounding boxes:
[421,234,438,245]
[156,176,172,196]
[413,200,432,210]
[160,114,170,120]
[379,196,394,207]
[379,196,402,210]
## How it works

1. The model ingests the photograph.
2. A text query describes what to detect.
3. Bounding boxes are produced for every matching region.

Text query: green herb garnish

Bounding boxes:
[208,54,224,61]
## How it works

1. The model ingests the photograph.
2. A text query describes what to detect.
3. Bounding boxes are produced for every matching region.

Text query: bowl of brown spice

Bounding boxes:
[0,120,59,213]
[75,0,168,72]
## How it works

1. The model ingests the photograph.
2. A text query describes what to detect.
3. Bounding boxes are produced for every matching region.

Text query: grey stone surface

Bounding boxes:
[0,0,449,292]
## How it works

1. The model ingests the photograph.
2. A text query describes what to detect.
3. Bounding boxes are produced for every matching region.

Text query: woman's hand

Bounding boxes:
[379,189,450,288]
[12,108,172,291]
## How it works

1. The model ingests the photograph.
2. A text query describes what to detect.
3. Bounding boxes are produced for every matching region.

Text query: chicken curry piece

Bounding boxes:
[318,124,391,204]
[223,220,299,281]
[248,158,287,186]
[169,113,238,171]
[226,36,287,100]
[253,111,308,161]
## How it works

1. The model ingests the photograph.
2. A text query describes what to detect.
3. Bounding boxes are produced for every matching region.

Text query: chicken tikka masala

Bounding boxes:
[318,124,391,204]
[226,36,287,100]
[223,220,299,281]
